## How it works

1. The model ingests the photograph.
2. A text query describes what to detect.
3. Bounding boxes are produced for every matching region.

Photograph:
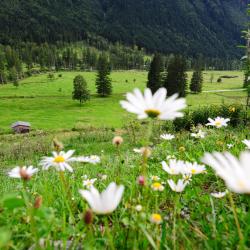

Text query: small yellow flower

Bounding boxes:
[151,182,164,191]
[150,213,162,224]
[179,146,186,152]
[216,140,224,146]
[229,107,236,113]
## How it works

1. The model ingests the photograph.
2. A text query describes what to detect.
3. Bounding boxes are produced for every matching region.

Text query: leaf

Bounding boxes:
[0,228,11,248]
[2,195,25,210]
[139,224,157,250]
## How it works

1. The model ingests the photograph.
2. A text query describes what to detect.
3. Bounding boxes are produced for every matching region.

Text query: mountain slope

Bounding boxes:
[0,0,247,57]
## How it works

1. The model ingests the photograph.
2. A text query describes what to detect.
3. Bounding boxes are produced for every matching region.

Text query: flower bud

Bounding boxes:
[137,176,146,186]
[53,138,64,152]
[84,209,93,225]
[19,168,31,181]
[112,136,123,146]
[34,196,43,209]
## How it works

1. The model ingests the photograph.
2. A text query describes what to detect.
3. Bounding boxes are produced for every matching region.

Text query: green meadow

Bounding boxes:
[0,71,246,133]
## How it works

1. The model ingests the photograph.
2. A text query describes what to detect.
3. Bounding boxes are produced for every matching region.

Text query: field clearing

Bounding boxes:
[0,71,247,132]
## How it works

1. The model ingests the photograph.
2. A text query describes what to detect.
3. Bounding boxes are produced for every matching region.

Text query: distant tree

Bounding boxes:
[9,67,19,87]
[72,75,90,105]
[95,54,112,97]
[190,65,203,93]
[48,73,55,81]
[163,55,188,97]
[147,54,164,93]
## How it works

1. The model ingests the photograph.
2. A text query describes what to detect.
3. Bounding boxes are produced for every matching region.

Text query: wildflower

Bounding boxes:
[83,178,97,189]
[182,174,192,184]
[101,174,108,180]
[150,213,162,224]
[185,162,206,175]
[79,182,124,214]
[135,205,143,212]
[133,147,152,158]
[206,117,230,128]
[120,88,186,120]
[229,107,236,113]
[166,155,176,160]
[151,182,164,191]
[216,140,224,146]
[151,175,160,181]
[210,191,228,198]
[227,144,234,149]
[112,136,123,146]
[179,146,186,152]
[242,139,250,149]
[77,155,101,164]
[167,179,188,192]
[40,150,77,172]
[202,151,250,193]
[8,166,38,180]
[160,133,175,140]
[191,130,206,139]
[137,176,146,186]
[162,159,185,175]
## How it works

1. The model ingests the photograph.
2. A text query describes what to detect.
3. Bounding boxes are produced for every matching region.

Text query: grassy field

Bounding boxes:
[0,123,249,249]
[0,70,247,132]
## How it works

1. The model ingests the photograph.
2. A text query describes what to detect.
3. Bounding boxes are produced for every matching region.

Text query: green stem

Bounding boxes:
[228,192,244,244]
[104,217,115,250]
[173,195,179,250]
[59,171,75,224]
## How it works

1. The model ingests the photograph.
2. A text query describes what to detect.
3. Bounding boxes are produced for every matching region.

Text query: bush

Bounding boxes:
[173,104,247,131]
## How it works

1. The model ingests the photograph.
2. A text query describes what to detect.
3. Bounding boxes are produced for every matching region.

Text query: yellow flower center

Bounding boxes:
[145,109,161,118]
[54,155,65,163]
[151,213,162,223]
[215,121,222,127]
[152,182,162,189]
[191,169,196,174]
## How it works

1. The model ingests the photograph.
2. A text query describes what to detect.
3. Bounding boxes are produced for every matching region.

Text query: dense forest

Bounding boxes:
[0,0,248,58]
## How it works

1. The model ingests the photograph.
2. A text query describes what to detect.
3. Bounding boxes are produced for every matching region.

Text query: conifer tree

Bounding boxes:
[72,75,90,105]
[95,54,112,97]
[147,53,164,93]
[163,55,188,97]
[190,63,203,93]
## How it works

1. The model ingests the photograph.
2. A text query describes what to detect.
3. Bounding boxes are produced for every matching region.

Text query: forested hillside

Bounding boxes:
[0,0,247,58]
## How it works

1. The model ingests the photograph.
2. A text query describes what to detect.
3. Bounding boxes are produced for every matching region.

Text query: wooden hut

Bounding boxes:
[11,121,31,133]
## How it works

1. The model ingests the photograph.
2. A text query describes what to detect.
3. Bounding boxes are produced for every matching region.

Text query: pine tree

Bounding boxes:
[9,67,19,87]
[95,54,112,97]
[147,53,164,93]
[190,66,203,93]
[72,75,90,105]
[163,55,188,97]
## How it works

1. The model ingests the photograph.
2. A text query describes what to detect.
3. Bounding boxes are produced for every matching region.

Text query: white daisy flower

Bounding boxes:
[151,182,164,191]
[101,174,108,180]
[191,130,206,139]
[8,166,38,180]
[150,175,160,181]
[184,162,206,175]
[206,117,230,128]
[83,178,97,189]
[162,159,186,175]
[40,150,76,172]
[182,174,192,184]
[120,88,186,120]
[202,151,250,193]
[135,205,143,212]
[227,144,234,149]
[160,133,175,140]
[242,139,250,149]
[79,182,124,214]
[167,179,188,192]
[77,155,101,164]
[210,191,228,198]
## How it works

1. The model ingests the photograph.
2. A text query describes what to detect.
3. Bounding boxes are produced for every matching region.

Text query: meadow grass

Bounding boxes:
[0,122,249,249]
[0,71,247,132]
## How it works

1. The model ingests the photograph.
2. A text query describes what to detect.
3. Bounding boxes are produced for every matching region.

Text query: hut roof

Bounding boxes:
[11,121,31,128]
